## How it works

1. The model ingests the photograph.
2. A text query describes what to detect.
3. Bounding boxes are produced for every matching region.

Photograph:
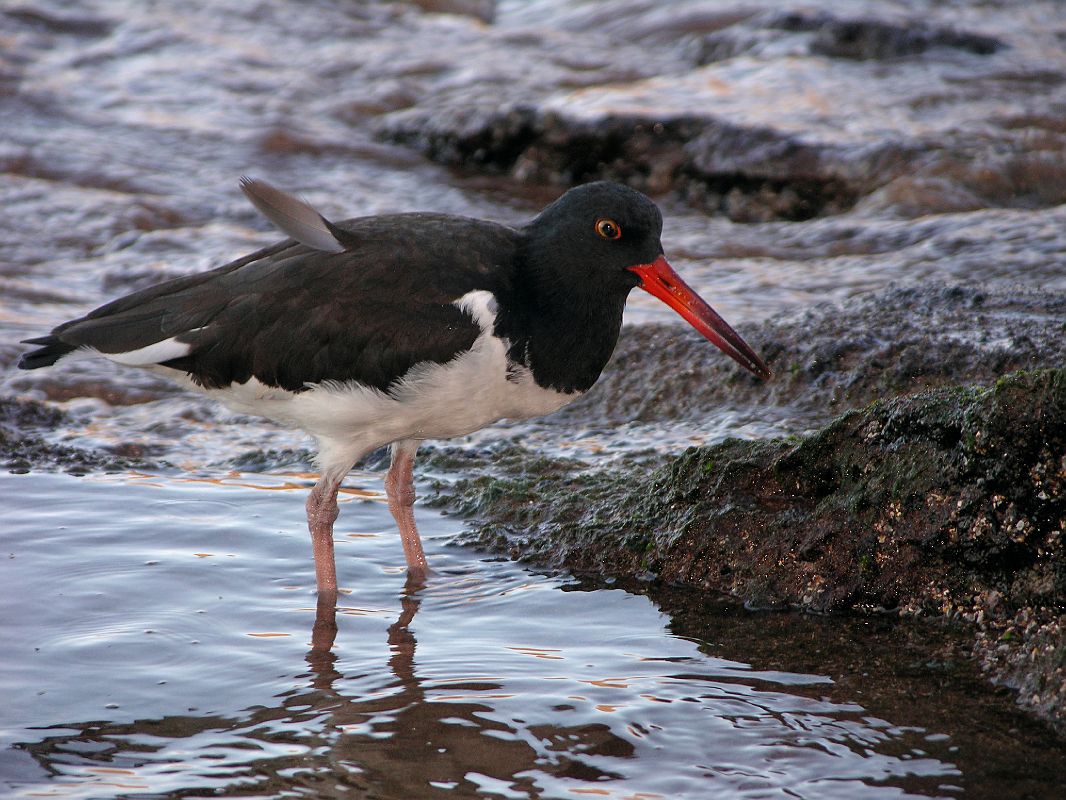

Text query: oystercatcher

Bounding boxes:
[19,179,770,596]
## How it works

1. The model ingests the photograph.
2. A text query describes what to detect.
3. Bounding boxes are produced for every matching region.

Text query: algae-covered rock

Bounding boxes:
[432,369,1066,727]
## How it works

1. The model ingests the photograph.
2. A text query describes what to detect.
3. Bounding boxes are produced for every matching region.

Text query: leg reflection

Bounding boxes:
[306,570,426,688]
[386,571,426,686]
[298,568,543,792]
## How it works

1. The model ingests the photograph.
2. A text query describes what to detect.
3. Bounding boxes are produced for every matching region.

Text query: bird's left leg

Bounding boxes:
[385,439,429,574]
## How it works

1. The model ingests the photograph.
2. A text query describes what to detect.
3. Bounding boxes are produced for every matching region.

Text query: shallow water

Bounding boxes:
[5,470,1064,799]
[3,0,1066,795]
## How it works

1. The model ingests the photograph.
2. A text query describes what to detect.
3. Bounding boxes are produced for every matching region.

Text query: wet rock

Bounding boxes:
[430,368,1066,729]
[0,395,155,474]
[0,395,65,432]
[380,105,865,222]
[377,4,1065,220]
[564,284,1066,428]
[224,447,315,473]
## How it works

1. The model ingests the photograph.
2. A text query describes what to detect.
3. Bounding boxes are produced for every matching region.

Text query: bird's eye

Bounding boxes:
[595,218,621,240]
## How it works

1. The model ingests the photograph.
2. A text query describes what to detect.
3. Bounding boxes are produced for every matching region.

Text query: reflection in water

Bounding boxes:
[16,574,631,797]
[13,570,969,799]
[303,573,622,795]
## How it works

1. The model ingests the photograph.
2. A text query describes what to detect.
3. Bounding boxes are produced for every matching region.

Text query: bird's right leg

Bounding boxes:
[306,473,344,598]
[385,439,429,575]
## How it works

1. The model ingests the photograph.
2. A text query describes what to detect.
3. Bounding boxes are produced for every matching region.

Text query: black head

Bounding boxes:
[521,180,772,381]
[522,181,664,298]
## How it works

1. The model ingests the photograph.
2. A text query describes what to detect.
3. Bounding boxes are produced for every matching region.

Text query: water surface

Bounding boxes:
[7,470,1061,799]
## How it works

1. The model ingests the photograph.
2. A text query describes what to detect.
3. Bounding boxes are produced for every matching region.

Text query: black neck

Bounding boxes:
[494,262,632,394]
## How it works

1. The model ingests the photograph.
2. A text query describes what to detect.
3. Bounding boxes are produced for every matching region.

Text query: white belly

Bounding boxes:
[192,291,578,474]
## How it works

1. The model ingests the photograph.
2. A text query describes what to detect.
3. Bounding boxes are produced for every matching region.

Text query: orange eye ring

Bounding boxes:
[595,218,621,240]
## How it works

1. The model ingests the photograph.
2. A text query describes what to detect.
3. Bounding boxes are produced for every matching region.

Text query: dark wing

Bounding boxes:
[20,212,520,394]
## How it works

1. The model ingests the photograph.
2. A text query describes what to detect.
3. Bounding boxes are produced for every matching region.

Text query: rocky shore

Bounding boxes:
[5,0,1066,746]
[6,1,1066,793]
[366,4,1066,732]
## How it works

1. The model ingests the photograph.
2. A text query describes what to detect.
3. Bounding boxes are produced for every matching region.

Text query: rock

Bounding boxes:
[377,6,1065,220]
[0,395,157,474]
[562,284,1066,428]
[430,368,1066,729]
[767,11,1003,60]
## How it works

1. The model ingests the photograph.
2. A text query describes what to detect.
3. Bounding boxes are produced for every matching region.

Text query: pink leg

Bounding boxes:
[306,474,342,597]
[385,439,428,574]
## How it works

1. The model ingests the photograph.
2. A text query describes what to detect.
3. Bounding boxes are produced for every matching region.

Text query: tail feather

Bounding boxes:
[18,336,77,370]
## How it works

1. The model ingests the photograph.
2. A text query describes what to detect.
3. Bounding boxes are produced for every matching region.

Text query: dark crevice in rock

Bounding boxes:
[769,11,1004,60]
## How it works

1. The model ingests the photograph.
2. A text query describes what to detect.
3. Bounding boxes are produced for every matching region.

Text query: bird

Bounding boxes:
[19,178,770,598]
